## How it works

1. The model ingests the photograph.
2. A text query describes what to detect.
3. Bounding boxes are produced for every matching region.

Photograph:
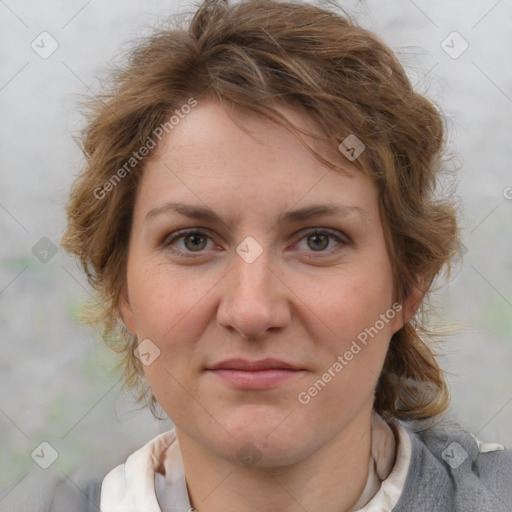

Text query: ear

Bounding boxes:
[118,286,137,335]
[391,283,425,335]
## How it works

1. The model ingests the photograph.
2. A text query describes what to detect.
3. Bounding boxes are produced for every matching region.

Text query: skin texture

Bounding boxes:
[119,97,418,512]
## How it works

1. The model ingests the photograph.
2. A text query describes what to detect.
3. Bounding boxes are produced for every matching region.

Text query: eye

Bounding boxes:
[163,228,215,256]
[162,227,349,259]
[293,229,348,255]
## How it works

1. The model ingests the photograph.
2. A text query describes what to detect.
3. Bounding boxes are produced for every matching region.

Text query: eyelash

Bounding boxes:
[162,228,349,259]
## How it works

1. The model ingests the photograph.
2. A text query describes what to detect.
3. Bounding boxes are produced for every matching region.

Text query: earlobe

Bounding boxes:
[391,283,425,334]
[118,289,137,335]
[404,282,425,321]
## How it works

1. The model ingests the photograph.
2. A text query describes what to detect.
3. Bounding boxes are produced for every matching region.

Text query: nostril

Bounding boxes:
[233,327,258,342]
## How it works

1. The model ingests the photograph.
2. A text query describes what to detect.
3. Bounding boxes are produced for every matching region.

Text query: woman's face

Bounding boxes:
[120,97,409,467]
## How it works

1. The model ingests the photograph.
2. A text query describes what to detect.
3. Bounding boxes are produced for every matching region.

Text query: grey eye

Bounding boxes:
[183,234,208,251]
[306,233,330,251]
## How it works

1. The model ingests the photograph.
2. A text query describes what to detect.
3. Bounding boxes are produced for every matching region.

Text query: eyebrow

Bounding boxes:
[144,201,369,226]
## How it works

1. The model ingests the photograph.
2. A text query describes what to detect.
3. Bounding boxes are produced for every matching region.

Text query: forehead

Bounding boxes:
[154,96,357,172]
[134,97,377,222]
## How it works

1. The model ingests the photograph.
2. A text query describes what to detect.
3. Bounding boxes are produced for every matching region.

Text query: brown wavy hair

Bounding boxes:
[61,0,460,421]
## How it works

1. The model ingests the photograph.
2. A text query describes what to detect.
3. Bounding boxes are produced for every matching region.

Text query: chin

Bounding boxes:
[211,409,314,467]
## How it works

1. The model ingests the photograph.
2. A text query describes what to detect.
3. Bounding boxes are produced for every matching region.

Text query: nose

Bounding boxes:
[216,249,291,340]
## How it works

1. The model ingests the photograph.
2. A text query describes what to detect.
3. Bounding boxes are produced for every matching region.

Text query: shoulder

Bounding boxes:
[0,469,104,512]
[393,418,512,511]
[49,472,103,512]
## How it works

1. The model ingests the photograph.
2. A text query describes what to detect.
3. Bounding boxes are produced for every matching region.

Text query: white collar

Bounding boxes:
[100,415,412,512]
[100,430,187,512]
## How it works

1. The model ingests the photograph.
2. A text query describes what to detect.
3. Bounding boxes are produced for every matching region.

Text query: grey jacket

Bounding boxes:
[2,422,511,511]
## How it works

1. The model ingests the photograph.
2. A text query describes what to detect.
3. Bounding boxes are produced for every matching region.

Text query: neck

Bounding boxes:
[176,406,374,512]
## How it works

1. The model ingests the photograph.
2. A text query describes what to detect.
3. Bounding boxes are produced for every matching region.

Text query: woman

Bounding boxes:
[53,0,511,510]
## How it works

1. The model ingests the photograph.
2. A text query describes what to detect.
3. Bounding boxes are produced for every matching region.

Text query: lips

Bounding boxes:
[206,358,304,389]
[208,358,301,371]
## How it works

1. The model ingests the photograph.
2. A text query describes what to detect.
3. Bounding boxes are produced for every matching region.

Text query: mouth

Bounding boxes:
[206,358,304,389]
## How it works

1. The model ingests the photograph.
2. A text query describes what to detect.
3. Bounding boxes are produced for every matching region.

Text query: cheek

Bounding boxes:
[128,261,212,338]
[306,261,395,340]
[298,257,397,396]
[300,272,397,415]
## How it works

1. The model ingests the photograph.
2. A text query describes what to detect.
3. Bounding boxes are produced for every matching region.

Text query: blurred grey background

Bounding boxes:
[0,0,511,493]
